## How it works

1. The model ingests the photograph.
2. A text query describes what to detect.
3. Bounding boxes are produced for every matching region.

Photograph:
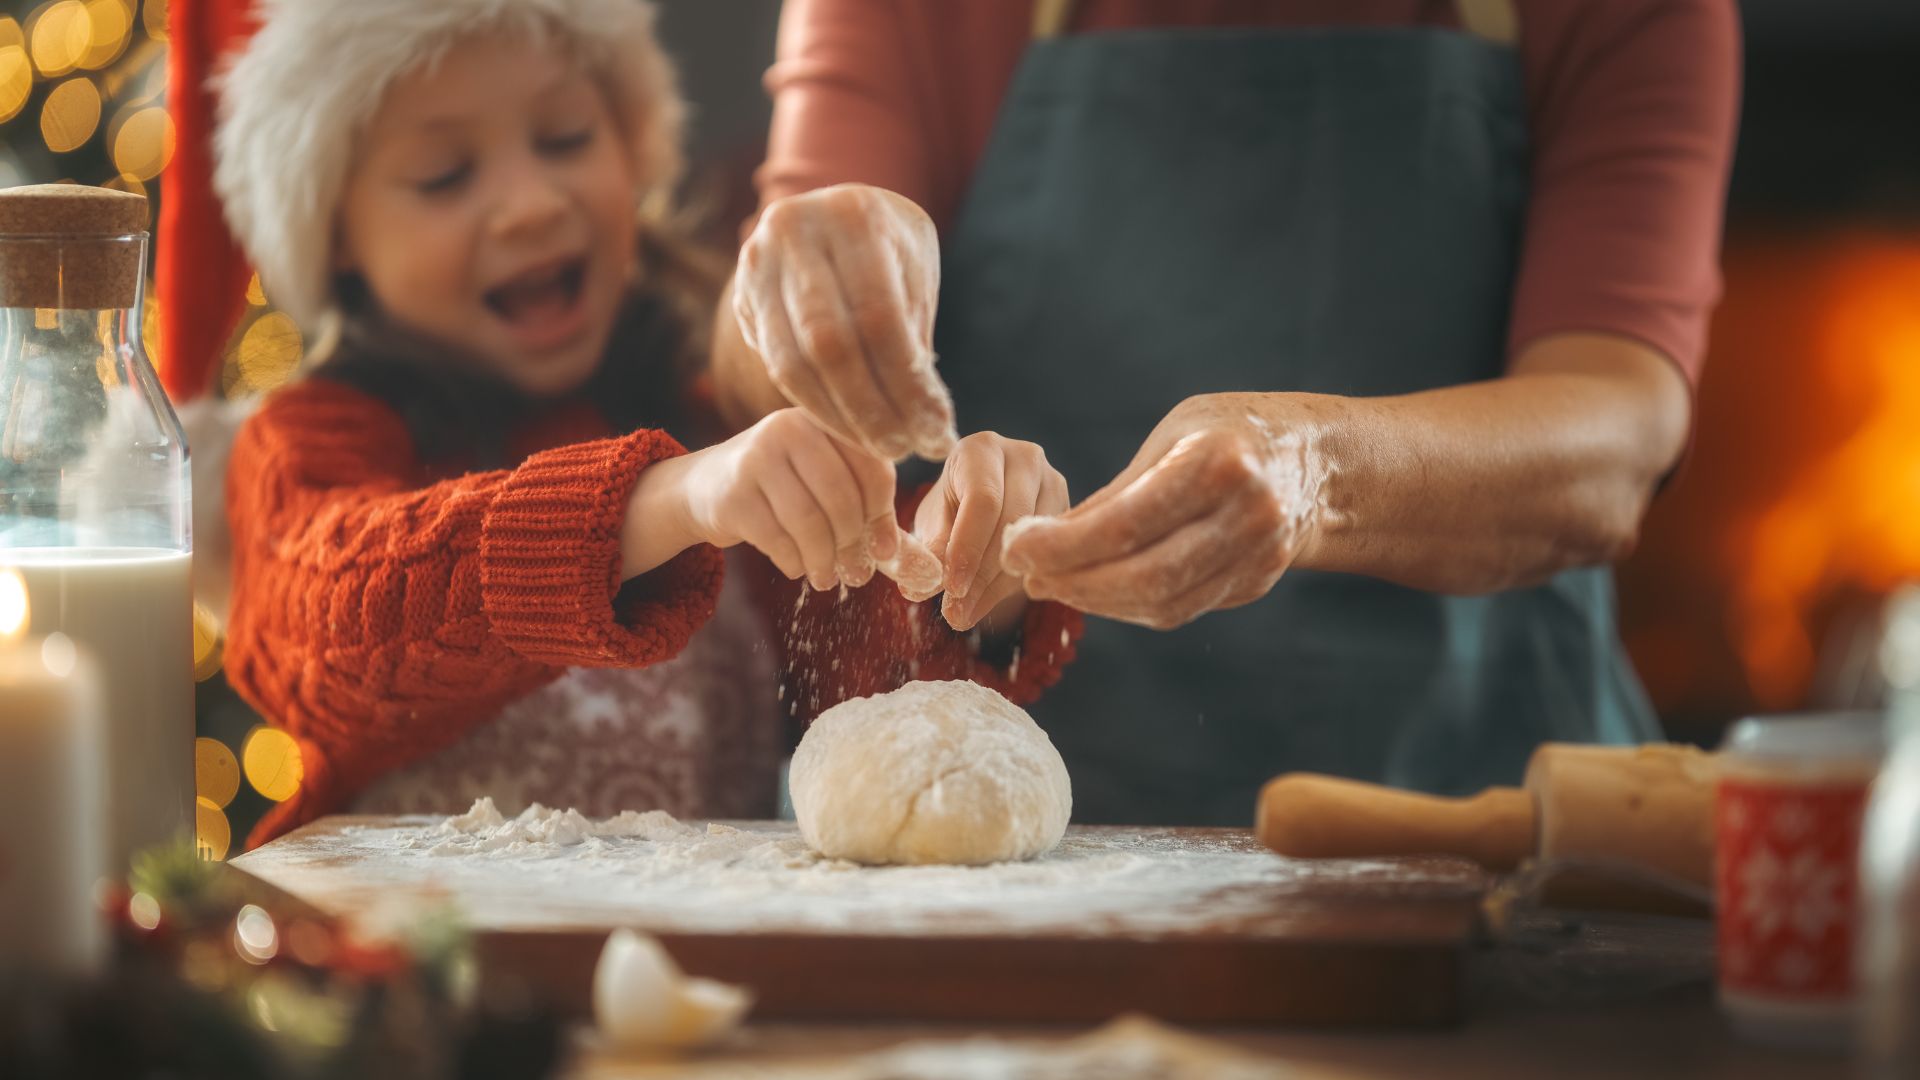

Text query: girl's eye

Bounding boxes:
[415,163,471,195]
[536,128,594,157]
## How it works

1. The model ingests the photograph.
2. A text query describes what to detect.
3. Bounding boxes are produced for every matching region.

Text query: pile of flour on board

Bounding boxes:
[422,797,750,855]
[237,797,1483,938]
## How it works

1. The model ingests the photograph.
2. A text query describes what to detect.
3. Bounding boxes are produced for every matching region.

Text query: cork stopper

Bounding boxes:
[0,184,149,310]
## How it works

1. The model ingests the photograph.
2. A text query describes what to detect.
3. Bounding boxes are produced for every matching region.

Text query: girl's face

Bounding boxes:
[338,34,641,396]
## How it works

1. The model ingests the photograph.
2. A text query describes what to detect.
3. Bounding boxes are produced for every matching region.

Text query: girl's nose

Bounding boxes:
[491,167,569,240]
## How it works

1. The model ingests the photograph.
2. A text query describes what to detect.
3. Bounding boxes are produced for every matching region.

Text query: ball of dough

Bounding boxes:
[790,680,1071,865]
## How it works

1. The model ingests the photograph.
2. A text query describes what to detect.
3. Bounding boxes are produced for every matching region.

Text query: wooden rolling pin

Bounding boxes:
[1257,744,1719,891]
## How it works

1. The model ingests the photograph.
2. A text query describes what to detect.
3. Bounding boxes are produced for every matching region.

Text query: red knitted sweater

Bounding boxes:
[225,378,1082,848]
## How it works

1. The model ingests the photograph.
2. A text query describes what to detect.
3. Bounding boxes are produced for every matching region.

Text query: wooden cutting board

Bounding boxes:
[232,816,1487,1027]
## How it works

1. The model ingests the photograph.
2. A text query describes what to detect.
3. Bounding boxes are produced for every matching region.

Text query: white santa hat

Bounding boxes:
[211,0,685,341]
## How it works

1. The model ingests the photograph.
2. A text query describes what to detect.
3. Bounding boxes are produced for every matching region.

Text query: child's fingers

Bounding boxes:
[914,476,957,566]
[1037,468,1071,517]
[945,453,1042,629]
[786,424,877,581]
[760,458,842,591]
[944,568,1026,633]
[941,440,1006,602]
[827,433,901,561]
[735,489,807,582]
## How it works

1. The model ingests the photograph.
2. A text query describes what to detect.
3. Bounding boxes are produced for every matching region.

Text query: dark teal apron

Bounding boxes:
[933,21,1662,825]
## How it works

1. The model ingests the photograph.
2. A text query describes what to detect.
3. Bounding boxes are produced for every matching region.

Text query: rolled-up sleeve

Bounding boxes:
[1507,0,1742,384]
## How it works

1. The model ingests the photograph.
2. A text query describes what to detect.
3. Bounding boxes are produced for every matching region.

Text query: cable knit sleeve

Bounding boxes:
[226,379,722,840]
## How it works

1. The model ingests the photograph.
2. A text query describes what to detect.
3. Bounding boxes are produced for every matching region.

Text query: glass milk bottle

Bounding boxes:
[0,185,192,872]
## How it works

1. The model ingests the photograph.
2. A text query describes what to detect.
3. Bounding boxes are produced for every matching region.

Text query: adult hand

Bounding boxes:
[732,183,957,463]
[1001,394,1329,630]
[914,433,1070,631]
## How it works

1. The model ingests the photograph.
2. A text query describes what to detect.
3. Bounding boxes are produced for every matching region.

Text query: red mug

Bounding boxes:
[1715,711,1884,1050]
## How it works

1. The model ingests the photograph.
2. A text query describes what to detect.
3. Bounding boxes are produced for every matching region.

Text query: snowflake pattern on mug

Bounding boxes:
[1715,779,1868,999]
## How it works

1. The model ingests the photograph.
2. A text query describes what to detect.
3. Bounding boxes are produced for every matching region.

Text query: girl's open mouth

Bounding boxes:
[484,257,590,349]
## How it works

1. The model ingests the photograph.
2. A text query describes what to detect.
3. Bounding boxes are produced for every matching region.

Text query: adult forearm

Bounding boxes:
[1297,334,1692,593]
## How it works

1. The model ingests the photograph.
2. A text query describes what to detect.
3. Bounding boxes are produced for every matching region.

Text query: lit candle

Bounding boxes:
[0,568,107,978]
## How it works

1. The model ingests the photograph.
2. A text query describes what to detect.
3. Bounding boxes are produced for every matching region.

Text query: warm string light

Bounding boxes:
[109,102,170,179]
[40,74,99,152]
[244,725,304,804]
[0,568,28,643]
[0,20,30,125]
[77,0,134,71]
[28,1,87,79]
[195,736,240,859]
[5,3,305,397]
[234,311,302,393]
[192,601,224,681]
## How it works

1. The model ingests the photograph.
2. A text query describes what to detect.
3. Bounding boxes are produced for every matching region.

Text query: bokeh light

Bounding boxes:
[141,0,167,44]
[195,736,240,809]
[128,890,161,930]
[0,21,30,126]
[40,75,100,152]
[195,794,232,860]
[28,1,87,79]
[233,311,303,394]
[243,725,303,803]
[78,0,133,71]
[192,600,224,681]
[100,170,145,199]
[234,904,278,964]
[40,631,77,677]
[109,102,170,179]
[0,569,27,639]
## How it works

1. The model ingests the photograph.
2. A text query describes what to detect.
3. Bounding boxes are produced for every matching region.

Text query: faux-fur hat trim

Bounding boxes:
[211,0,684,336]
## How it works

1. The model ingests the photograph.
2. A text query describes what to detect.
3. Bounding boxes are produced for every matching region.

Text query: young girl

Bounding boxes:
[173,0,1080,847]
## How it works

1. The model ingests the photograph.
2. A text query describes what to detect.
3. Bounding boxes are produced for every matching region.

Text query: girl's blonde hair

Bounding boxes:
[213,0,693,350]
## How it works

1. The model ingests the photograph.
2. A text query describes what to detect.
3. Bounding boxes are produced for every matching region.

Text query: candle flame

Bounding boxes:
[0,569,27,644]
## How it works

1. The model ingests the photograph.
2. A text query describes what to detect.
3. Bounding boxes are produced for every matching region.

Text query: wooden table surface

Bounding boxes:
[562,908,1846,1078]
[564,986,1847,1079]
[235,816,1489,1026]
[232,817,1853,1078]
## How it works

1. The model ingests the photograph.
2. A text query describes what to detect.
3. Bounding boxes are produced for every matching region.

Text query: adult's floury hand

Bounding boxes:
[1002,394,1330,630]
[733,183,957,463]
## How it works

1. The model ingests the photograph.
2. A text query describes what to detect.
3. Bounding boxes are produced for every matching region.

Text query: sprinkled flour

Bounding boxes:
[585,1017,1287,1079]
[232,799,1482,939]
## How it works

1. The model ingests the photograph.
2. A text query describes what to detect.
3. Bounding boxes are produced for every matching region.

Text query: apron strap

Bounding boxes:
[1030,0,1518,45]
[1454,0,1519,45]
[1032,0,1075,40]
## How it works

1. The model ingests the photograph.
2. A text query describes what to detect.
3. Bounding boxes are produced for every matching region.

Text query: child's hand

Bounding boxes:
[678,409,900,590]
[915,433,1069,631]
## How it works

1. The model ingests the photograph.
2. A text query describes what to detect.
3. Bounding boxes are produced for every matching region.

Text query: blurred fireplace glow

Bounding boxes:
[1621,231,1920,724]
[1734,242,1920,706]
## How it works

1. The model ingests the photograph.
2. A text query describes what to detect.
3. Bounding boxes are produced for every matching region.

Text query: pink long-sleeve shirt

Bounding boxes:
[755,0,1741,381]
